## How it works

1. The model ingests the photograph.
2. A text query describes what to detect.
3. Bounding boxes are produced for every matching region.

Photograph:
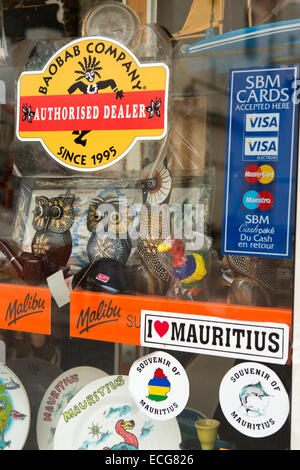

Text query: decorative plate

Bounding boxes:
[177,407,207,441]
[0,362,30,450]
[82,2,141,50]
[6,357,62,450]
[53,375,182,450]
[37,366,107,450]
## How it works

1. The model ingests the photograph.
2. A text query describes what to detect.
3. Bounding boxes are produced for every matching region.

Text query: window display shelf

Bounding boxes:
[70,288,292,344]
[0,278,291,364]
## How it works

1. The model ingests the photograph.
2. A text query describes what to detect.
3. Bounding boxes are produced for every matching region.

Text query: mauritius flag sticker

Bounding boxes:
[128,350,189,421]
[17,36,169,172]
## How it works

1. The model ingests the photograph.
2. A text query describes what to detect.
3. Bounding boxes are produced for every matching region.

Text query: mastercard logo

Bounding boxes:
[244,164,275,184]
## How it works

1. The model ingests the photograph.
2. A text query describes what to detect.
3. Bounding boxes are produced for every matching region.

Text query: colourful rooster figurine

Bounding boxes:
[158,238,209,299]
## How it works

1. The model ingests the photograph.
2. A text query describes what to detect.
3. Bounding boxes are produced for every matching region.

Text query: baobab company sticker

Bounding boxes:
[219,362,289,438]
[128,351,189,421]
[17,36,169,172]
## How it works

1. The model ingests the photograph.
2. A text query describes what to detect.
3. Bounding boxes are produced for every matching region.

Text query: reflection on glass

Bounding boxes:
[0,0,7,64]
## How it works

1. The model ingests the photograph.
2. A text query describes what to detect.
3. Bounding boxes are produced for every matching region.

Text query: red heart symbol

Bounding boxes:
[154,320,169,338]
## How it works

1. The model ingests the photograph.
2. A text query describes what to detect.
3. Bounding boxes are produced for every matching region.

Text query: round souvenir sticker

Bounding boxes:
[128,351,189,421]
[219,362,289,438]
[17,36,169,172]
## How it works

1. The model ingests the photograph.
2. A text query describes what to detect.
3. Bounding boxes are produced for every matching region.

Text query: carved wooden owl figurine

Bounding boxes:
[86,194,132,264]
[32,195,75,268]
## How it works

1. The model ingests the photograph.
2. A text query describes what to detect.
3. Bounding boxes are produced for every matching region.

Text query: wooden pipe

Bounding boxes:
[0,239,58,285]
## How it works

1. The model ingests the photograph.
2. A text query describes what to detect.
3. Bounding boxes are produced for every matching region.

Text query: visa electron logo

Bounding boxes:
[245,113,279,132]
[243,190,274,210]
[244,137,278,156]
[244,164,275,184]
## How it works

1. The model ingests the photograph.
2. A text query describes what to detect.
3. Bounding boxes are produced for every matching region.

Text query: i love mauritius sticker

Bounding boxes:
[17,36,169,171]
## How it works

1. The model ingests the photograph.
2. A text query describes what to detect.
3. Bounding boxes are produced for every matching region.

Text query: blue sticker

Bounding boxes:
[222,65,299,258]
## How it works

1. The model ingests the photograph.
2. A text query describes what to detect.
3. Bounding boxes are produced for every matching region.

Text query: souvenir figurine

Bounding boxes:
[0,194,75,284]
[220,255,278,307]
[140,161,172,206]
[158,238,210,299]
[136,207,170,283]
[86,194,132,264]
[136,162,172,294]
[0,240,49,284]
[32,195,75,270]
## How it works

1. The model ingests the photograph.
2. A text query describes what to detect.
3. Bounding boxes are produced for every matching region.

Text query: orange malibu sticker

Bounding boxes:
[0,284,51,335]
[70,290,141,344]
[17,37,169,172]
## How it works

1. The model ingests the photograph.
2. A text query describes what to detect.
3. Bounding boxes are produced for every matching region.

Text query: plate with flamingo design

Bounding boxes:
[0,362,30,450]
[53,375,181,450]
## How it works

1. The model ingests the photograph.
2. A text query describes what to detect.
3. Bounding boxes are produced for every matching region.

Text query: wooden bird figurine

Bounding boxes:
[158,238,209,299]
[86,194,132,264]
[220,255,277,307]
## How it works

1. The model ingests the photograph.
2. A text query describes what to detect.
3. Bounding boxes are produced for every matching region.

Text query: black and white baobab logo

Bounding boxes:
[67,55,124,147]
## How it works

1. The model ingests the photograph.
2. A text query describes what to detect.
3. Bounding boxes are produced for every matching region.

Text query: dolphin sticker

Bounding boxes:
[239,382,270,415]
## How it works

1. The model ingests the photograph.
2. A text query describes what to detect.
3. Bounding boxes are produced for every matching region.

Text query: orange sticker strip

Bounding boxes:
[70,290,292,347]
[0,284,51,335]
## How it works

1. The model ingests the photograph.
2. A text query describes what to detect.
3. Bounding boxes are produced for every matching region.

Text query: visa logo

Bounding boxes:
[245,113,279,132]
[244,137,278,156]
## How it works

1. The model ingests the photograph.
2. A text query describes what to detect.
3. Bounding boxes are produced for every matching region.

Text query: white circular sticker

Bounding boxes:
[219,362,289,438]
[128,351,189,421]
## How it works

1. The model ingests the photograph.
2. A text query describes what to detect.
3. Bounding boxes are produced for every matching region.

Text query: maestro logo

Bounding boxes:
[219,362,289,438]
[243,190,274,210]
[17,37,169,172]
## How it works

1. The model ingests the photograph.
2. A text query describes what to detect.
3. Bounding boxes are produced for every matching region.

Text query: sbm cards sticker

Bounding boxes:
[222,65,298,258]
[128,351,189,421]
[219,362,289,438]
